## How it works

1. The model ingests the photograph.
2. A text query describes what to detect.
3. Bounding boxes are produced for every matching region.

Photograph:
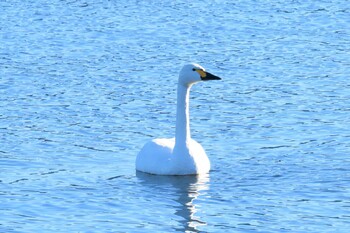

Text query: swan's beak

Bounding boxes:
[201,71,221,81]
[196,69,221,81]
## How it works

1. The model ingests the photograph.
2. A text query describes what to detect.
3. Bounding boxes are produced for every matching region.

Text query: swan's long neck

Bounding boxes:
[174,83,192,150]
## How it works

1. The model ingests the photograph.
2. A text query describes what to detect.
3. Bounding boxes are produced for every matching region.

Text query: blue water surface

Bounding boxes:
[1,0,350,232]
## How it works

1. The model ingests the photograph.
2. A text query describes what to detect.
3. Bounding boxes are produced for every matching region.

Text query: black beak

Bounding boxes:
[201,72,221,81]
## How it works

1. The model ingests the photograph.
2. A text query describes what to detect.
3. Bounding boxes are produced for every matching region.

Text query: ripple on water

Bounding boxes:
[1,0,350,232]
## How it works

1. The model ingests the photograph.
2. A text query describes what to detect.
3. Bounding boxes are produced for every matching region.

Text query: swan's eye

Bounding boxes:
[192,68,196,71]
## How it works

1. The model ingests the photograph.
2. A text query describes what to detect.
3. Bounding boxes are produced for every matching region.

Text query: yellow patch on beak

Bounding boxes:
[196,69,206,78]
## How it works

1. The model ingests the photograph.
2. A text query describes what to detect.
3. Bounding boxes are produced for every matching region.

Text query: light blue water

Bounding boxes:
[1,0,350,232]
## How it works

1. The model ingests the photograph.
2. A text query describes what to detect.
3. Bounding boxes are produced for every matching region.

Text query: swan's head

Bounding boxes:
[179,63,221,86]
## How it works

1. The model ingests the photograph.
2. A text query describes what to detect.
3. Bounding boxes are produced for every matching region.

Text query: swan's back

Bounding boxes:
[136,138,175,175]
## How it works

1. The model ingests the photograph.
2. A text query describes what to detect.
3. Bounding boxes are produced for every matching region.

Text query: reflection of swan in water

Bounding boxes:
[136,172,210,232]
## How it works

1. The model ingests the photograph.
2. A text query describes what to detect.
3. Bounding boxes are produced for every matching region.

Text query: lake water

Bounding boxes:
[1,0,350,232]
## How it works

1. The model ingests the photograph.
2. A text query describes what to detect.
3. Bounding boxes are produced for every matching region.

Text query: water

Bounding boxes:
[1,0,350,232]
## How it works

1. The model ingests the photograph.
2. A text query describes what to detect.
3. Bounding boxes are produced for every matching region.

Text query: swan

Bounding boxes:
[136,63,221,175]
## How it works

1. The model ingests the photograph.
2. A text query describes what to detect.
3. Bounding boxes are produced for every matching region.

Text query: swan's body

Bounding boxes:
[136,63,221,175]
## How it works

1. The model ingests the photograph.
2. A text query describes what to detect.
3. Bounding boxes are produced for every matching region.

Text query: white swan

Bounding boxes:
[136,63,221,175]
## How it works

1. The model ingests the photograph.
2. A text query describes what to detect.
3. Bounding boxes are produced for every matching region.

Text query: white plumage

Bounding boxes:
[136,63,221,175]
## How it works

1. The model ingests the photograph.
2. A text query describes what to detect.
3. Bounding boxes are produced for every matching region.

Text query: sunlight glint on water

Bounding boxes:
[1,0,350,232]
